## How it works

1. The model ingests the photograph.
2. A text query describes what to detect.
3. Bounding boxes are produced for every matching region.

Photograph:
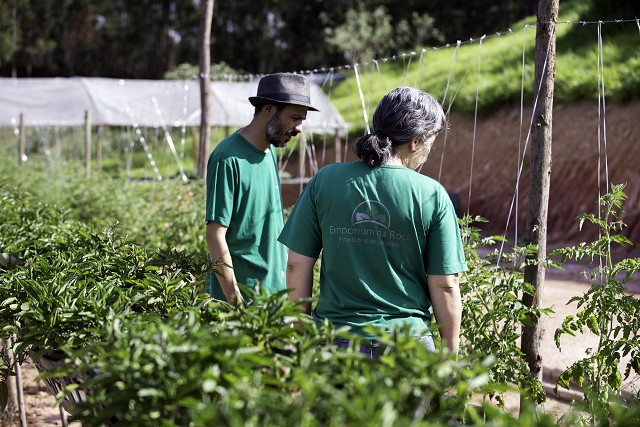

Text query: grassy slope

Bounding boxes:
[327,0,640,133]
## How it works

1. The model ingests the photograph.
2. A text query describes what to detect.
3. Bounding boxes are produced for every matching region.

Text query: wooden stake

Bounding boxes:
[95,125,103,172]
[520,0,558,411]
[3,337,27,426]
[84,110,92,178]
[298,132,306,180]
[18,113,25,166]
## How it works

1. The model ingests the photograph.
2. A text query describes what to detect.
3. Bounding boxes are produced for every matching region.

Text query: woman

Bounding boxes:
[278,87,467,355]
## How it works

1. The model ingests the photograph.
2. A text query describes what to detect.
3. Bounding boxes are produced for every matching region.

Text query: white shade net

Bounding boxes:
[0,77,349,135]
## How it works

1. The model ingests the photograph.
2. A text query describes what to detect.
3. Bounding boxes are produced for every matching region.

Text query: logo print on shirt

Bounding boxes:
[351,200,391,229]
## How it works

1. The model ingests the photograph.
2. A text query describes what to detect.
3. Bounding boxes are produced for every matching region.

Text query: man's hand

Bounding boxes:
[206,222,243,305]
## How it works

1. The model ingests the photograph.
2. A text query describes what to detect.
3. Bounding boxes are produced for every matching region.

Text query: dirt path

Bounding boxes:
[2,360,71,427]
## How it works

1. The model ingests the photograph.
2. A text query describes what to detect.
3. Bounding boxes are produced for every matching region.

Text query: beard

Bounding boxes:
[266,112,297,147]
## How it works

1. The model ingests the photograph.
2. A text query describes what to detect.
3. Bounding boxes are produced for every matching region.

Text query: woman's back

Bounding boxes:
[280,160,465,337]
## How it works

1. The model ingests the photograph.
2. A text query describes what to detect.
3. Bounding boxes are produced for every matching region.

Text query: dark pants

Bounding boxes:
[334,335,435,359]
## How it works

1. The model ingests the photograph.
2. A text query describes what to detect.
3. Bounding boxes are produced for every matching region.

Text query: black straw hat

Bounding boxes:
[249,73,319,111]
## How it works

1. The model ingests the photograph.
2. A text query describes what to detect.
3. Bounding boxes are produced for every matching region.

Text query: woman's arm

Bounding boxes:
[427,273,462,354]
[286,249,317,315]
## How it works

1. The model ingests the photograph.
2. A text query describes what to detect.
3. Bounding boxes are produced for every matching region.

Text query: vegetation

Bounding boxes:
[552,184,640,422]
[2,1,638,134]
[1,143,639,426]
[0,0,541,78]
[2,0,637,78]
[327,0,640,133]
[1,0,640,424]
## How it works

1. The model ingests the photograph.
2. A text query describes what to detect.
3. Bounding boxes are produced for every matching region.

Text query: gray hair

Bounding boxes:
[353,87,446,168]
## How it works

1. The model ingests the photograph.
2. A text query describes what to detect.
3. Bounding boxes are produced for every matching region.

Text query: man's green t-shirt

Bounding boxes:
[278,161,467,338]
[205,132,287,300]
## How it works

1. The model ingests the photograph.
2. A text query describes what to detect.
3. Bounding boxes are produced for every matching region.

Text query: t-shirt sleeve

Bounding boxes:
[278,177,322,259]
[424,188,468,275]
[205,155,236,226]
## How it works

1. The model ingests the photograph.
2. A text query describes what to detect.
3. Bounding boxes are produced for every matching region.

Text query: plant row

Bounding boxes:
[1,179,639,426]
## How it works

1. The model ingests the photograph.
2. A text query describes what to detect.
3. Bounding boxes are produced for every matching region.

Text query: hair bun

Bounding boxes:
[352,133,392,168]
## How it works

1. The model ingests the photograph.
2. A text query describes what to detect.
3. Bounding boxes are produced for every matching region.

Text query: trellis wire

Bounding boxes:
[123,104,163,181]
[152,96,189,182]
[414,49,426,87]
[596,22,610,282]
[498,25,529,261]
[497,24,556,266]
[179,81,190,162]
[466,35,486,220]
[353,64,371,135]
[401,52,414,85]
[436,40,462,181]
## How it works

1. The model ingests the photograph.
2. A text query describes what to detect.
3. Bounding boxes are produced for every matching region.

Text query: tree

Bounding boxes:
[198,0,214,179]
[323,5,395,64]
[323,4,443,64]
[0,0,543,78]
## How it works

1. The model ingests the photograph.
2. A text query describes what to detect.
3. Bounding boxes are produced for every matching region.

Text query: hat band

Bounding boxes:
[259,93,311,104]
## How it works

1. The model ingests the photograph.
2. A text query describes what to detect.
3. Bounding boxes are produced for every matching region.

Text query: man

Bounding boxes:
[205,73,318,305]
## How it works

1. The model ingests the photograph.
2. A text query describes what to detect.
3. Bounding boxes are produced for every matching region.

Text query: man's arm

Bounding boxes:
[286,249,316,315]
[427,273,462,354]
[206,221,243,305]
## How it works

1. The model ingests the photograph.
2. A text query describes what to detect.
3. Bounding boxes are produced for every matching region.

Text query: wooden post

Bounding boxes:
[84,110,92,178]
[2,337,27,426]
[2,338,17,416]
[197,0,214,179]
[520,0,558,409]
[298,131,307,182]
[95,125,103,172]
[191,127,200,168]
[334,130,341,163]
[18,113,25,165]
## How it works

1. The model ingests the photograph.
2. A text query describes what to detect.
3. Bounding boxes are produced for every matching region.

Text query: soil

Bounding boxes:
[4,101,640,425]
[1,359,77,427]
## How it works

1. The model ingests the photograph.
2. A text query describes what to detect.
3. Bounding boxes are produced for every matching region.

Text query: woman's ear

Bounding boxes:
[410,136,421,152]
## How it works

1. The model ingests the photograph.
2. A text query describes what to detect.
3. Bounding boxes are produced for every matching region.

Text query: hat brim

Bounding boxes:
[249,96,319,112]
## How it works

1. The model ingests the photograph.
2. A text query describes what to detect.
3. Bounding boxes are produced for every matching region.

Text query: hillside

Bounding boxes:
[282,100,640,250]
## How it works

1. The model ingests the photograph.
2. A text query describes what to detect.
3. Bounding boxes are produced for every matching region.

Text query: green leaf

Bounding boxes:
[610,370,622,389]
[557,371,570,389]
[586,316,599,335]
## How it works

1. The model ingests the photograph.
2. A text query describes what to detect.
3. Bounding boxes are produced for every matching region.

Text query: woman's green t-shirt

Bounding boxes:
[278,161,467,338]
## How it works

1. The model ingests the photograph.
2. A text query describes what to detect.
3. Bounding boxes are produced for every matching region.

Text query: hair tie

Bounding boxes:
[374,130,387,139]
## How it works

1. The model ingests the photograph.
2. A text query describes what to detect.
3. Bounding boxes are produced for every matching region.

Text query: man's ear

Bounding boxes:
[263,104,276,117]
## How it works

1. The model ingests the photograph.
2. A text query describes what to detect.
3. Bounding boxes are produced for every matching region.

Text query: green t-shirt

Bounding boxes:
[278,161,467,338]
[205,132,287,300]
